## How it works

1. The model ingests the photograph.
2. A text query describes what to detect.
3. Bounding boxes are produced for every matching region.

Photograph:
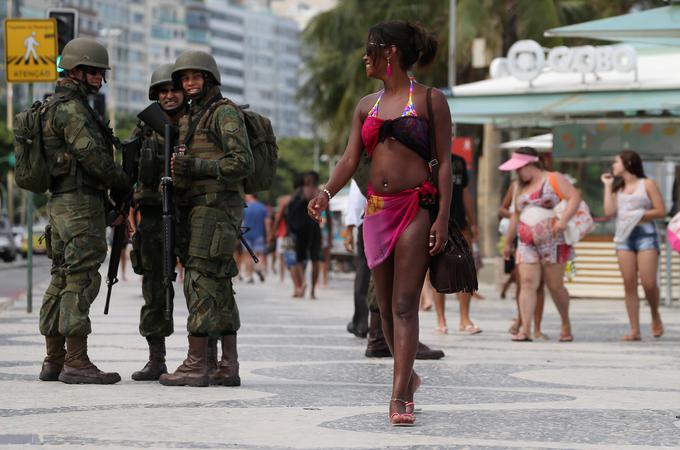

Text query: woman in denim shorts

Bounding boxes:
[602,151,666,341]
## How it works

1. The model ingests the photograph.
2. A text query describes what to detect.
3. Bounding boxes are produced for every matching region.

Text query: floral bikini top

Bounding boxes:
[360,78,430,162]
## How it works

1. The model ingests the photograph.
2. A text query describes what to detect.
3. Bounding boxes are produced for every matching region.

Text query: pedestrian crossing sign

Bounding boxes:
[4,19,58,83]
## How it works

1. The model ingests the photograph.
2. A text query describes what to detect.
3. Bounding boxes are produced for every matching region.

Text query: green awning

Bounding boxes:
[545,5,680,46]
[448,89,680,127]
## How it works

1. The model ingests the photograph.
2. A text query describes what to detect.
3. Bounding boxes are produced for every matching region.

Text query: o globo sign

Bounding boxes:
[490,40,637,82]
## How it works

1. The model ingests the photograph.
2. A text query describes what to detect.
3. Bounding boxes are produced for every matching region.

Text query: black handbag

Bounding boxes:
[425,88,479,294]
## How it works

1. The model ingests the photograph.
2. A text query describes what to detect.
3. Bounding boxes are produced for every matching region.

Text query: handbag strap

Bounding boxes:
[427,87,465,229]
[426,87,439,185]
[547,172,565,200]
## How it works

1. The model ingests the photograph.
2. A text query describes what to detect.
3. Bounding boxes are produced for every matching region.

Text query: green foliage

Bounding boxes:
[301,0,668,155]
[0,118,13,161]
[300,0,449,155]
[262,137,328,205]
[1,117,15,194]
[115,113,139,141]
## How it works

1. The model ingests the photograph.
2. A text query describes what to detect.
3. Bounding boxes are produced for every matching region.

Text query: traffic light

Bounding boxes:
[48,8,78,70]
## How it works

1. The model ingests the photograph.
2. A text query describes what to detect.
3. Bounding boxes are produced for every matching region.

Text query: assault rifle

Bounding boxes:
[239,227,260,264]
[104,137,139,314]
[137,103,177,320]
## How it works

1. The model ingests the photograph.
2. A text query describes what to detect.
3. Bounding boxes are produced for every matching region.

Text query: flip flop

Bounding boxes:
[459,324,482,335]
[558,335,574,342]
[511,332,532,342]
[621,333,641,342]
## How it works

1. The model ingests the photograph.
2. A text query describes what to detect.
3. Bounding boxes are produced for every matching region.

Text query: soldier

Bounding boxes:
[159,50,253,387]
[38,37,131,384]
[128,63,186,381]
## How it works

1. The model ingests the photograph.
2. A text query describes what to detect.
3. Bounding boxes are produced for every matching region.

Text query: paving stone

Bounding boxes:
[1,268,679,449]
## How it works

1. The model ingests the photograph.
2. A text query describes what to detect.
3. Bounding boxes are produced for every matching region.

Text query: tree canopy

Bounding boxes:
[300,0,667,155]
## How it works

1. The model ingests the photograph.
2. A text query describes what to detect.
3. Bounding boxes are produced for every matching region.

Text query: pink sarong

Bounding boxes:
[363,181,437,269]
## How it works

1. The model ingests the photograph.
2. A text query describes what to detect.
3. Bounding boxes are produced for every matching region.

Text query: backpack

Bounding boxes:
[13,93,75,194]
[13,101,50,193]
[285,190,312,235]
[200,99,278,194]
[241,108,278,194]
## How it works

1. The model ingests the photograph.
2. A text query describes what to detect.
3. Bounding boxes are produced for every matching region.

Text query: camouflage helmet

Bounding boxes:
[59,37,110,71]
[148,63,177,100]
[172,50,221,85]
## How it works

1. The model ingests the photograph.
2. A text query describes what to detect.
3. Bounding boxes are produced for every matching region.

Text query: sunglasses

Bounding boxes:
[365,41,387,54]
[157,87,182,95]
[83,66,107,77]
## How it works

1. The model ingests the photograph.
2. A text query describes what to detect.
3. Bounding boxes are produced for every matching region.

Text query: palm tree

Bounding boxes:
[300,0,448,154]
[300,0,666,154]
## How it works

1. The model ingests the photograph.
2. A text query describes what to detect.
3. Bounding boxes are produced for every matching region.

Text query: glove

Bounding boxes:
[173,155,219,180]
[173,155,193,179]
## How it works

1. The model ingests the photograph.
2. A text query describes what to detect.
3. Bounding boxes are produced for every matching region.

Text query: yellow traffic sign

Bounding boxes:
[4,18,58,83]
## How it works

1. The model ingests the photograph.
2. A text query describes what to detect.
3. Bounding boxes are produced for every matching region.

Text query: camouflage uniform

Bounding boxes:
[159,50,253,388]
[174,84,252,336]
[127,63,186,381]
[38,41,131,384]
[40,77,130,335]
[128,124,174,338]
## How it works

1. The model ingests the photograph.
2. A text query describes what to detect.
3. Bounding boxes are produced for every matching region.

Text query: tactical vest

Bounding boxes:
[177,98,244,200]
[42,91,107,194]
[133,123,163,206]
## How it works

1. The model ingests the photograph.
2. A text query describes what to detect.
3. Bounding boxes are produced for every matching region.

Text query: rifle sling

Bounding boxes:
[182,94,223,147]
[54,85,120,149]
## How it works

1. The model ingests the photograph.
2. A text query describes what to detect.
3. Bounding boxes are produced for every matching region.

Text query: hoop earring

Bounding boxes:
[386,57,392,77]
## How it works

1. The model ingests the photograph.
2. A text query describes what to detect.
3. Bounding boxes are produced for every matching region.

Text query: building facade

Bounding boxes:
[5,0,309,137]
[207,0,309,136]
[206,0,246,103]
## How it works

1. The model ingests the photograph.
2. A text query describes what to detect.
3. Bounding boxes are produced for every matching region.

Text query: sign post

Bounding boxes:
[26,84,33,314]
[4,18,58,312]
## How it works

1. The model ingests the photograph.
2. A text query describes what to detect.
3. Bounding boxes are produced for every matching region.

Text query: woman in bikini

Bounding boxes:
[308,21,451,426]
[501,147,580,342]
[602,151,665,341]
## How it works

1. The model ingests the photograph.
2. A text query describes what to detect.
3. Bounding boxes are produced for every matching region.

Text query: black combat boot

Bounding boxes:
[39,335,66,381]
[210,334,240,386]
[159,336,209,387]
[58,336,121,384]
[131,337,167,381]
[415,342,445,360]
[365,310,446,360]
[365,310,392,357]
[207,338,218,377]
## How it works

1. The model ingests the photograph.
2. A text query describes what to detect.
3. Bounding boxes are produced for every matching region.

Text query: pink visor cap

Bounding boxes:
[499,152,539,171]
